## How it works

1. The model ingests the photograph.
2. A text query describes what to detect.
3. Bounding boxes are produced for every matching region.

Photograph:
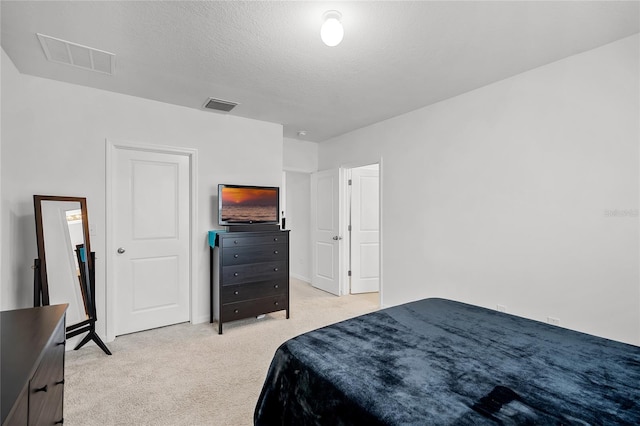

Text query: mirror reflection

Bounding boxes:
[34,195,111,355]
[40,201,89,326]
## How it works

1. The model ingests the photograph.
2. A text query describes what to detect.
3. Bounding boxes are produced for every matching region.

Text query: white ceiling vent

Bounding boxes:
[203,98,238,112]
[37,33,115,75]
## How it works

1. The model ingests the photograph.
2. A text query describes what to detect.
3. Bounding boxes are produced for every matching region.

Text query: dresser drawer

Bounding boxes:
[28,319,65,426]
[220,233,287,248]
[222,244,287,266]
[211,230,289,334]
[1,305,67,426]
[221,280,287,303]
[221,295,287,320]
[29,377,63,426]
[222,261,287,285]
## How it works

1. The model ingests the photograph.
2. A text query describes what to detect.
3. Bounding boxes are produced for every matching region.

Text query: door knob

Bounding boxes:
[117,247,126,254]
[332,236,343,241]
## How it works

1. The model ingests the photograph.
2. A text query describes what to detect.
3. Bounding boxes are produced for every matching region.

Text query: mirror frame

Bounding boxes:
[34,195,92,309]
[33,195,111,355]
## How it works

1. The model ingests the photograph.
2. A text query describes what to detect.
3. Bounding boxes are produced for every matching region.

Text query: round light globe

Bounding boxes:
[321,11,344,47]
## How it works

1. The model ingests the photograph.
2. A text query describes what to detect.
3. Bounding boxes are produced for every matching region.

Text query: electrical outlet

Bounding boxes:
[547,316,561,326]
[496,304,507,313]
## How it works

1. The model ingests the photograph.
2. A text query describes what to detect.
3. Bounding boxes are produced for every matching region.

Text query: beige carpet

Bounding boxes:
[64,279,379,425]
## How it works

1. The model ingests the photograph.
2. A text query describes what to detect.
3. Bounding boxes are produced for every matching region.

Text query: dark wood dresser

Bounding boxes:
[1,304,67,426]
[210,230,290,334]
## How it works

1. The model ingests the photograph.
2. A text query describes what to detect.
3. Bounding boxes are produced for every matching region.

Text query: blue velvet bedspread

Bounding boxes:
[254,298,640,425]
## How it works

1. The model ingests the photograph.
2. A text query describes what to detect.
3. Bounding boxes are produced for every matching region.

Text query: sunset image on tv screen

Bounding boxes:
[220,187,278,223]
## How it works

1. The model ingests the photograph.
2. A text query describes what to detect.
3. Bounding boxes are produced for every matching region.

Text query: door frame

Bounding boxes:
[342,159,383,306]
[105,138,198,342]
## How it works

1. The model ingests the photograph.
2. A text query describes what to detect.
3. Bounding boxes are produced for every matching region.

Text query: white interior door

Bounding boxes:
[350,166,380,294]
[113,148,190,335]
[311,168,342,295]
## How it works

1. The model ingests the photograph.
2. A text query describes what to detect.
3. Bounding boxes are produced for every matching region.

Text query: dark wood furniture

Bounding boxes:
[210,230,290,334]
[1,304,67,425]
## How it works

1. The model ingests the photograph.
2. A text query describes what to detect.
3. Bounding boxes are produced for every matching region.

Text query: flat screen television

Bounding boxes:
[218,184,280,226]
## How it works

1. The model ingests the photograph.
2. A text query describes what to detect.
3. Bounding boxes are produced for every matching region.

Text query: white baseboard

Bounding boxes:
[193,314,211,325]
[290,272,311,283]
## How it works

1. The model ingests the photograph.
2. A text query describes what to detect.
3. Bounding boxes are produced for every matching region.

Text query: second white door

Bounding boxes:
[350,166,380,294]
[113,147,190,336]
[311,168,342,296]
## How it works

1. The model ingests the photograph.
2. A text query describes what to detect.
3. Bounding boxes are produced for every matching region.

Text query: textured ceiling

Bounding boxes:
[2,1,639,142]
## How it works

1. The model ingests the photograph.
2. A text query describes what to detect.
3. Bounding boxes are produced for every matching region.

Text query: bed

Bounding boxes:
[254,298,640,425]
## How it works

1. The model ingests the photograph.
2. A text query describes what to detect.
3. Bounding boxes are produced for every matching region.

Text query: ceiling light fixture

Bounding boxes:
[321,10,344,47]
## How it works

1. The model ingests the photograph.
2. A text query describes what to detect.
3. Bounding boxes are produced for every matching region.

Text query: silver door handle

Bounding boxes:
[117,247,126,254]
[332,236,343,240]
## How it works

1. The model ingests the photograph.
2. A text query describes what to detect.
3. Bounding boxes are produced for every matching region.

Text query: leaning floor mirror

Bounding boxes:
[34,195,111,355]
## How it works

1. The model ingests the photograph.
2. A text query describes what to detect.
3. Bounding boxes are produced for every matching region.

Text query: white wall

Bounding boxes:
[283,137,318,173]
[285,171,311,281]
[283,137,318,282]
[1,49,283,337]
[319,34,640,345]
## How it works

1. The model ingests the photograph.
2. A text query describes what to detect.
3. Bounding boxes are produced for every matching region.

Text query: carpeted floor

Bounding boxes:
[64,278,379,425]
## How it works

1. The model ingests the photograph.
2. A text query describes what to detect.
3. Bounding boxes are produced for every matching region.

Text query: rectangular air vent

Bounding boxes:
[203,98,238,112]
[37,33,115,75]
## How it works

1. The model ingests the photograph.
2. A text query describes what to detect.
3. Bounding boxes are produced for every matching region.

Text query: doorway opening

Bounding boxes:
[311,162,382,306]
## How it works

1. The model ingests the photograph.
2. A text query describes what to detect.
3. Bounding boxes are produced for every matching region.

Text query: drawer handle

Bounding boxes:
[274,284,279,289]
[234,309,239,314]
[234,272,239,277]
[234,254,239,258]
[273,250,279,254]
[56,341,66,346]
[34,385,48,393]
[233,240,239,244]
[273,267,279,272]
[234,291,239,295]
[54,419,64,425]
[273,237,278,241]
[274,301,279,306]
[55,379,65,386]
